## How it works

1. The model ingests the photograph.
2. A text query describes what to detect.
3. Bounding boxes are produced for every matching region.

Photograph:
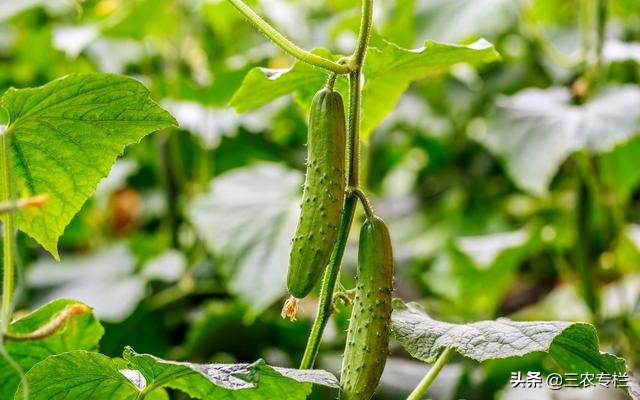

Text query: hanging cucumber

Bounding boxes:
[340,215,394,400]
[287,85,346,300]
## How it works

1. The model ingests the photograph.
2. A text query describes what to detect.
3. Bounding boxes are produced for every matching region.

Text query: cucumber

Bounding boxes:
[287,87,346,299]
[340,215,394,400]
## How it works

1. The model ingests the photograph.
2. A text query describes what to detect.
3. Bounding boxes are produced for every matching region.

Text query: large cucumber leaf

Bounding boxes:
[391,300,638,398]
[0,73,176,258]
[16,347,338,400]
[230,39,499,139]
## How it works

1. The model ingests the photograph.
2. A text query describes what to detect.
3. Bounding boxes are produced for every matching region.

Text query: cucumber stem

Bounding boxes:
[406,347,455,400]
[349,187,375,219]
[326,58,349,90]
[226,0,350,74]
[326,73,338,91]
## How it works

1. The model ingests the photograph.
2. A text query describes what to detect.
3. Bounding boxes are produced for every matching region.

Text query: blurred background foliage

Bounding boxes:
[0,0,639,399]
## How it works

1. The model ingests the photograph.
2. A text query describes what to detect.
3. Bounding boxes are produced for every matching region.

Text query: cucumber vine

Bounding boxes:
[0,1,635,399]
[225,0,394,396]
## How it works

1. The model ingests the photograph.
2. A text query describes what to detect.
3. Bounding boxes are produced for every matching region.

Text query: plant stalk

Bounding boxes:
[406,347,455,400]
[581,0,607,93]
[574,154,601,321]
[158,133,183,249]
[346,70,361,188]
[594,0,607,73]
[352,0,374,69]
[1,128,14,330]
[226,0,350,74]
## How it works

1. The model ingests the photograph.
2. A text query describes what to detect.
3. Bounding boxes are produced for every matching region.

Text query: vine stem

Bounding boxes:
[299,0,372,370]
[580,0,606,94]
[351,0,374,69]
[1,126,15,330]
[226,0,350,75]
[406,348,455,400]
[574,153,601,320]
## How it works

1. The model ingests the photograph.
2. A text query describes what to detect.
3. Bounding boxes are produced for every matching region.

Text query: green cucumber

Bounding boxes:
[287,86,346,299]
[340,215,394,400]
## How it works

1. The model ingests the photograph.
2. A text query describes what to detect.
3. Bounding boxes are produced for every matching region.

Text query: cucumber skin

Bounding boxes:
[287,88,346,299]
[340,216,394,400]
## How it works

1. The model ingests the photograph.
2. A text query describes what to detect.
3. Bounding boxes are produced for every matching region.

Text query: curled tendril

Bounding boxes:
[4,304,90,341]
[0,194,49,215]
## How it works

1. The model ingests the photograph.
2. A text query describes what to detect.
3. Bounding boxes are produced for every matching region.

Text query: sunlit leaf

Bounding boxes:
[16,347,338,400]
[230,49,344,114]
[391,300,627,380]
[361,39,500,138]
[0,73,176,258]
[231,39,499,139]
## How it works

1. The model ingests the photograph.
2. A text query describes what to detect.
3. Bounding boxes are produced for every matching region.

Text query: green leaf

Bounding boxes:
[424,229,532,318]
[230,40,499,138]
[0,73,176,258]
[0,299,104,399]
[360,38,500,138]
[599,137,640,198]
[187,163,302,316]
[477,85,640,195]
[146,388,170,400]
[391,300,627,379]
[15,351,139,399]
[230,48,346,114]
[17,347,338,400]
